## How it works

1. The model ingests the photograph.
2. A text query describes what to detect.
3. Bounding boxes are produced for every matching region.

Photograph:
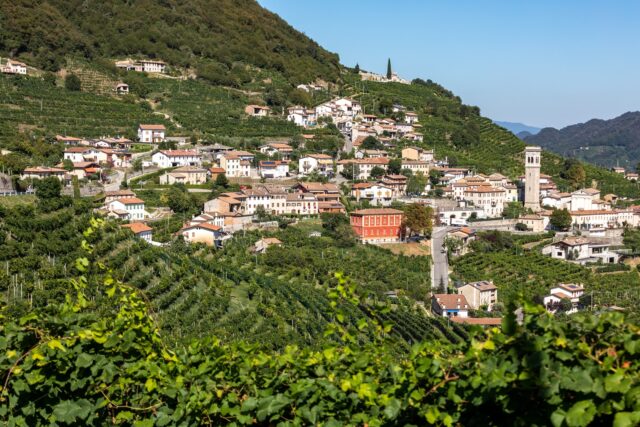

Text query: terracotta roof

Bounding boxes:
[351,208,404,215]
[139,124,166,130]
[305,153,333,160]
[351,182,374,189]
[121,223,152,234]
[105,190,136,197]
[23,166,66,173]
[65,147,93,153]
[257,237,282,245]
[450,317,502,326]
[298,182,339,192]
[464,185,505,193]
[115,197,145,205]
[432,294,469,310]
[159,150,198,157]
[182,222,221,232]
[463,281,497,291]
[209,167,225,173]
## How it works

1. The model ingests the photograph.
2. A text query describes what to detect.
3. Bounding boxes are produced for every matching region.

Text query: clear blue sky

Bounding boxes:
[258,0,640,129]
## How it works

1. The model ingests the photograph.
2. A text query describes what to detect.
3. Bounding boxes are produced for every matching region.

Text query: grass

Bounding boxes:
[0,194,36,207]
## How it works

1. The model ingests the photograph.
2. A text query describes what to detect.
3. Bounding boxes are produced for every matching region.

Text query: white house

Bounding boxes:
[336,158,389,180]
[219,151,254,178]
[139,60,166,73]
[401,160,430,175]
[259,143,293,159]
[245,105,270,117]
[121,223,153,243]
[104,197,147,221]
[404,112,419,124]
[350,182,394,203]
[1,60,27,75]
[457,281,498,311]
[542,236,620,265]
[64,147,107,164]
[138,124,166,143]
[298,154,333,176]
[543,283,585,314]
[259,160,289,179]
[431,294,469,318]
[152,150,201,168]
[159,166,208,185]
[179,223,223,246]
[463,185,506,217]
[21,166,68,182]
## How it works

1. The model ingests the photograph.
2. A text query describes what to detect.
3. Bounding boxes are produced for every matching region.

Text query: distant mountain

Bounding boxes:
[524,112,640,169]
[517,131,533,140]
[494,121,542,136]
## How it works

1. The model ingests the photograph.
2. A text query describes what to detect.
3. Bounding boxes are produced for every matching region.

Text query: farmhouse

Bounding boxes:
[121,223,153,243]
[1,59,27,75]
[179,223,223,246]
[137,124,166,143]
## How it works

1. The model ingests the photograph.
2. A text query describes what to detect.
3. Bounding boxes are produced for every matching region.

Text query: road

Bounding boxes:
[431,226,450,291]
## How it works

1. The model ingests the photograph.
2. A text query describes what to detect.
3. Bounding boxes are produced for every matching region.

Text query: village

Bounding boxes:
[4,56,639,321]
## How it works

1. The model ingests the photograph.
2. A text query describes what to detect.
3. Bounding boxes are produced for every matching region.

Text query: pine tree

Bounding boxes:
[354,63,360,73]
[386,58,392,79]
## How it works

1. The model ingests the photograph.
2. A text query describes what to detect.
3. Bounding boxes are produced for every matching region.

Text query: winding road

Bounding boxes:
[431,226,451,291]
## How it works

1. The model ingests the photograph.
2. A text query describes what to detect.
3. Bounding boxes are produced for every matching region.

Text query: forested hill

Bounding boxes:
[525,111,640,169]
[0,0,340,83]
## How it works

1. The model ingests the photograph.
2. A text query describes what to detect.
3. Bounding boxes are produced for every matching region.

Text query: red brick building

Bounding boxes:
[350,208,404,244]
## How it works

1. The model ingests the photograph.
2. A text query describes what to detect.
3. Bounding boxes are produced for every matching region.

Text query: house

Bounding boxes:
[63,147,107,164]
[543,283,585,314]
[104,197,146,221]
[138,59,166,73]
[21,166,67,181]
[294,182,342,210]
[404,112,419,124]
[179,223,223,246]
[456,281,498,311]
[219,151,254,177]
[350,208,404,244]
[55,135,84,146]
[99,149,132,168]
[114,82,129,95]
[1,59,27,75]
[245,105,270,117]
[287,106,315,127]
[612,167,626,174]
[380,175,407,197]
[298,154,334,176]
[152,150,201,168]
[259,160,289,179]
[159,166,208,185]
[626,172,639,182]
[137,124,166,143]
[438,205,486,226]
[542,236,620,264]
[446,227,476,256]
[570,209,634,231]
[355,149,388,159]
[401,147,433,162]
[318,201,346,213]
[104,189,137,203]
[253,237,283,253]
[121,223,153,243]
[259,143,293,159]
[350,183,394,204]
[431,294,469,318]
[209,167,226,180]
[401,160,430,176]
[63,162,101,179]
[463,185,506,217]
[336,158,389,180]
[518,214,547,232]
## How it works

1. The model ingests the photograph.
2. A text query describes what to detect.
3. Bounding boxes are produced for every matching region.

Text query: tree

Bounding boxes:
[550,208,572,231]
[132,158,143,172]
[502,201,527,219]
[386,58,392,79]
[361,136,382,150]
[62,159,74,171]
[388,158,401,175]
[64,74,81,91]
[215,173,229,188]
[406,172,427,195]
[340,163,359,180]
[354,63,360,73]
[566,163,586,189]
[166,185,193,213]
[623,228,640,253]
[35,177,61,200]
[403,203,433,237]
[636,161,640,174]
[369,166,385,180]
[288,88,312,107]
[429,170,442,187]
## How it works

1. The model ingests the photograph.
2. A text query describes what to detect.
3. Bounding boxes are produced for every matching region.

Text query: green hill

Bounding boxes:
[0,0,340,84]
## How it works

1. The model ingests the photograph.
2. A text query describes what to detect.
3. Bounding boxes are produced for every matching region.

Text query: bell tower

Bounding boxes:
[524,146,541,211]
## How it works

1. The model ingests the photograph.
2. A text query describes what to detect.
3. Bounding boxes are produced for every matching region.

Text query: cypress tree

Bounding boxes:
[386,58,392,79]
[354,63,360,73]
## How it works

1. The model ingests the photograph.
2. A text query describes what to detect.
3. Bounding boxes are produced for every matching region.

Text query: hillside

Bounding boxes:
[525,111,640,169]
[494,120,541,136]
[0,0,340,84]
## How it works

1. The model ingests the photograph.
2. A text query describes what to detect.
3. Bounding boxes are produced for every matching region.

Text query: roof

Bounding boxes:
[182,222,221,232]
[56,135,82,142]
[351,208,404,215]
[257,237,282,245]
[298,182,340,192]
[114,197,145,205]
[432,294,469,310]
[464,185,505,194]
[259,160,288,167]
[450,317,502,326]
[267,143,293,150]
[158,150,198,157]
[209,167,225,173]
[582,188,601,195]
[246,104,270,110]
[139,124,166,130]
[351,182,374,189]
[383,174,408,180]
[462,281,497,291]
[171,166,206,173]
[121,222,152,234]
[23,166,66,173]
[304,153,333,160]
[558,283,584,292]
[105,190,136,197]
[65,147,93,153]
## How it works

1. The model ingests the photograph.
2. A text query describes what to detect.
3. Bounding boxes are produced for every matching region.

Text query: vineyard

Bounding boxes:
[452,248,640,319]
[0,75,165,142]
[0,199,462,350]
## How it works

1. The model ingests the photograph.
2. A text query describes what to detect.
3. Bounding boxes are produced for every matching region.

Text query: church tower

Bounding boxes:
[524,146,541,211]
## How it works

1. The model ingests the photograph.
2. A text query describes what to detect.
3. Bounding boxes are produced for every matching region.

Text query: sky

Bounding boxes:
[258,0,640,129]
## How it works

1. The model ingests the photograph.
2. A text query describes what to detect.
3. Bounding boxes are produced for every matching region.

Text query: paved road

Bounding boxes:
[431,226,450,291]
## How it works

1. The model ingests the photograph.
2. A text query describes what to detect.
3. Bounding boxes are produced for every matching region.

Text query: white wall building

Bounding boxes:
[259,161,289,179]
[105,198,147,221]
[138,124,166,143]
[152,150,201,168]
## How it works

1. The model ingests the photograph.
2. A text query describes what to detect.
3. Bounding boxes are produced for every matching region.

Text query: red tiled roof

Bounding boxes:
[121,223,152,234]
[23,166,66,173]
[139,124,166,130]
[159,150,197,157]
[351,208,404,215]
[116,197,145,205]
[182,222,221,232]
[432,294,469,310]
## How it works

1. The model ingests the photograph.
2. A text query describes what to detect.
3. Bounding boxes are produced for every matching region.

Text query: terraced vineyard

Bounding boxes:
[452,249,640,319]
[0,75,165,142]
